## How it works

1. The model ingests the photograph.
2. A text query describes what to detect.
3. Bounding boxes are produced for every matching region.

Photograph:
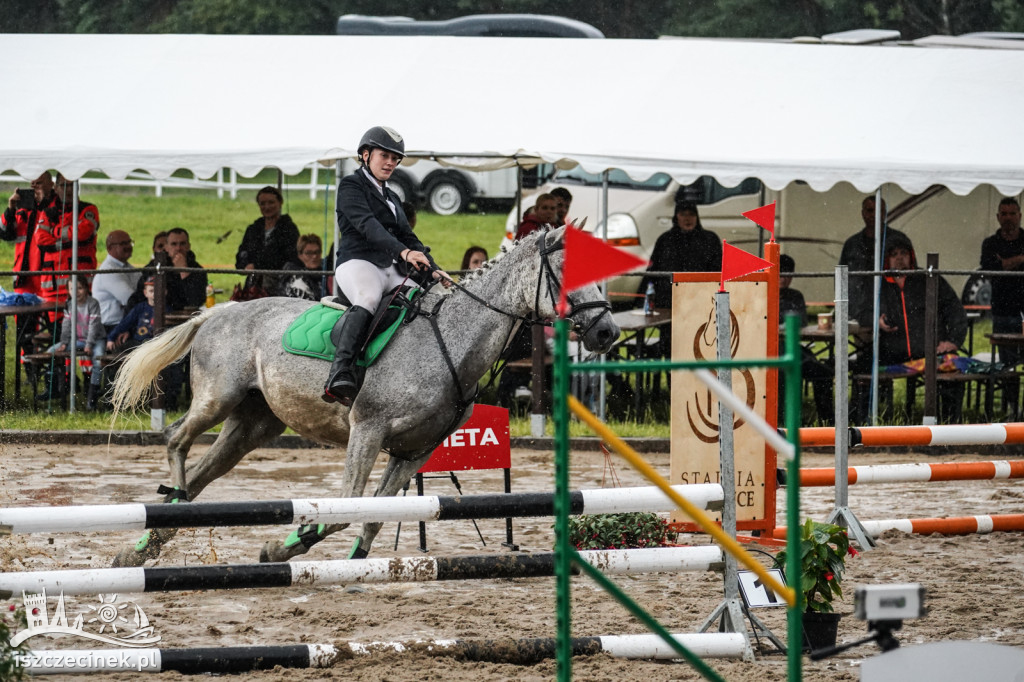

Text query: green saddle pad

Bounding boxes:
[282,291,418,367]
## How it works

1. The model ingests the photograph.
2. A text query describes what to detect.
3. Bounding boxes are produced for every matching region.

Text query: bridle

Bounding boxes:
[440,228,613,337]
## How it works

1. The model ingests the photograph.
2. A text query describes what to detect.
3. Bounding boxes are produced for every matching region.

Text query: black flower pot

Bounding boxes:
[802,610,842,651]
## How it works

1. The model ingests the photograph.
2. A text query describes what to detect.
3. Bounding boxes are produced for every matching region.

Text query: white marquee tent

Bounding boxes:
[3,33,1024,196]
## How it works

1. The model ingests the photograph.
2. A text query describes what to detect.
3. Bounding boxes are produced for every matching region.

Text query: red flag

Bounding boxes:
[720,241,773,291]
[742,202,777,240]
[560,226,647,316]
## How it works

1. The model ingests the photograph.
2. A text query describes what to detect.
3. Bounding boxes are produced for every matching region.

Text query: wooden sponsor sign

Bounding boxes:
[670,244,779,532]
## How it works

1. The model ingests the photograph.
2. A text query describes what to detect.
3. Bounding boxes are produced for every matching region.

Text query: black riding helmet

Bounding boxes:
[358,126,405,161]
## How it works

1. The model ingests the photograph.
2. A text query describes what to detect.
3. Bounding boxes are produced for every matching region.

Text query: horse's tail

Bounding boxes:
[109,305,224,419]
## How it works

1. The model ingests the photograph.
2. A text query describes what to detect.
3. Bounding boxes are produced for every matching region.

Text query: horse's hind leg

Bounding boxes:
[112,393,285,567]
[350,453,431,558]
[260,425,385,563]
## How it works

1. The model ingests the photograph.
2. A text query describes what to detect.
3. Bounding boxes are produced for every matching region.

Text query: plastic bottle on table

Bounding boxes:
[205,284,215,308]
[643,281,655,316]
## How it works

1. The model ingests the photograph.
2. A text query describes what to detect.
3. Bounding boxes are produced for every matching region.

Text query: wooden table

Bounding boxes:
[987,333,1024,349]
[164,309,202,327]
[0,302,51,409]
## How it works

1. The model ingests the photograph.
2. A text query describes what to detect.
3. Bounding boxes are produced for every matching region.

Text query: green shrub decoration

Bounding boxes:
[567,512,677,550]
[1,603,28,681]
[777,519,858,613]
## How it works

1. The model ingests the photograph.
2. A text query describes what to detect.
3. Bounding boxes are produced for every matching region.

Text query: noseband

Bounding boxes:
[535,230,613,338]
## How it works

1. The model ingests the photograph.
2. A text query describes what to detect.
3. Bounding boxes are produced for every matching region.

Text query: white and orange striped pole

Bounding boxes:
[794,423,1024,448]
[773,514,1024,539]
[791,460,1024,487]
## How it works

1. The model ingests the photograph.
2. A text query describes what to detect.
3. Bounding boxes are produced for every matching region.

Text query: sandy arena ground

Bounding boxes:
[2,439,1023,681]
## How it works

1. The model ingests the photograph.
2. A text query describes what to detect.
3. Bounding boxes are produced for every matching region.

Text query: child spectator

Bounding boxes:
[48,277,105,409]
[107,277,185,410]
[107,277,159,355]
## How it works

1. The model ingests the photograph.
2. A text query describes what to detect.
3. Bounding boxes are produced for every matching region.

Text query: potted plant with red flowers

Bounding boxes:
[777,519,859,650]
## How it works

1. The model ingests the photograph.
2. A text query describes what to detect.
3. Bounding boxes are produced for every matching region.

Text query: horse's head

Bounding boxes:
[530,226,620,354]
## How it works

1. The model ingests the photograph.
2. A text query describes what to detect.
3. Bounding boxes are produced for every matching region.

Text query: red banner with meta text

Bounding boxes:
[419,404,511,473]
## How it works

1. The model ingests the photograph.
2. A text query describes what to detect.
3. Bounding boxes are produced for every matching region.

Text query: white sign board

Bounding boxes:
[737,568,787,608]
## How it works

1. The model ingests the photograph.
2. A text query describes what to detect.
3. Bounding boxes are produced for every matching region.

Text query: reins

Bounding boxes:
[387,228,612,458]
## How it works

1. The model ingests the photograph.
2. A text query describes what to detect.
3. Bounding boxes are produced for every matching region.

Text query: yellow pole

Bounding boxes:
[568,395,795,607]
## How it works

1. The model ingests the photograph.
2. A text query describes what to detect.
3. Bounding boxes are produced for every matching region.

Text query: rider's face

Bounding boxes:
[364,148,402,183]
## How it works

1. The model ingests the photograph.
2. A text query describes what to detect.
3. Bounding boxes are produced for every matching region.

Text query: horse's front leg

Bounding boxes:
[350,453,431,559]
[260,425,385,563]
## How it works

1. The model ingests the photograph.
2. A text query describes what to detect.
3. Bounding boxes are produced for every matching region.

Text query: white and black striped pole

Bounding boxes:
[0,546,724,597]
[17,633,747,675]
[0,484,723,535]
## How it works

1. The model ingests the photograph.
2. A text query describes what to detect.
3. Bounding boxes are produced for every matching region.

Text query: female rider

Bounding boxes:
[323,126,451,405]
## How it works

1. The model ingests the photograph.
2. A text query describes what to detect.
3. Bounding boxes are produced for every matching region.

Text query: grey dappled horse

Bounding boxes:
[109,227,619,567]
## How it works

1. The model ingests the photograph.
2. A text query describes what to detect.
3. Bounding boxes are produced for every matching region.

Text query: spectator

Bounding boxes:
[839,196,912,325]
[551,187,573,226]
[278,234,326,301]
[980,197,1024,419]
[35,173,100,317]
[48,276,105,410]
[856,234,967,423]
[514,193,558,240]
[93,230,140,333]
[235,185,300,293]
[130,227,207,311]
[460,246,488,271]
[778,254,834,425]
[151,231,168,258]
[108,277,185,409]
[1,172,57,361]
[638,200,722,357]
[1,171,56,296]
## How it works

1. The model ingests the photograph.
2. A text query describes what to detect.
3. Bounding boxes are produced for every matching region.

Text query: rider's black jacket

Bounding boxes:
[335,169,435,274]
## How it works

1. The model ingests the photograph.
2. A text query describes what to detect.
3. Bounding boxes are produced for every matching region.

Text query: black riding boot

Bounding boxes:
[322,305,373,406]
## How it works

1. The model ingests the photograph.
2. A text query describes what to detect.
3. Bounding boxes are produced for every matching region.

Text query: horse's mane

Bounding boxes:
[457,227,557,287]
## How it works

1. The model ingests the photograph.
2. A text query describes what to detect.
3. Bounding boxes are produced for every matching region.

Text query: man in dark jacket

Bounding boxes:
[979,197,1024,419]
[128,227,207,311]
[839,196,912,325]
[859,233,967,423]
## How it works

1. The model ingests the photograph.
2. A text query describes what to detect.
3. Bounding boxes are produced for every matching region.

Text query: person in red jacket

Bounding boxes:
[1,171,56,296]
[35,173,100,315]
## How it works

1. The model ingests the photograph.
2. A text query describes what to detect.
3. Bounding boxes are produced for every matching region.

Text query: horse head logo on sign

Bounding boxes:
[687,302,757,444]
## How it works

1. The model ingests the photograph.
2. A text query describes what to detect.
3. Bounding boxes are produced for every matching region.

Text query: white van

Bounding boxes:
[506,168,1019,307]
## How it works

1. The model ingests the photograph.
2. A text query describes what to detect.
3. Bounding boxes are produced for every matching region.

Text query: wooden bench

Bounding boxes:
[22,352,123,409]
[852,370,1020,421]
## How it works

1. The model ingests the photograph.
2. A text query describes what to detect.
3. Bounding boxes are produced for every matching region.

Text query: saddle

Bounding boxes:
[282,286,421,366]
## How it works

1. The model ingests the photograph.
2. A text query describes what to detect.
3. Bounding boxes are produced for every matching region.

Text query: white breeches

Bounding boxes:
[334,259,407,310]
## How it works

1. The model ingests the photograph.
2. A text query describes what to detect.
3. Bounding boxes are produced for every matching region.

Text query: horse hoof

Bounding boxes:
[112,547,148,568]
[260,540,303,563]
